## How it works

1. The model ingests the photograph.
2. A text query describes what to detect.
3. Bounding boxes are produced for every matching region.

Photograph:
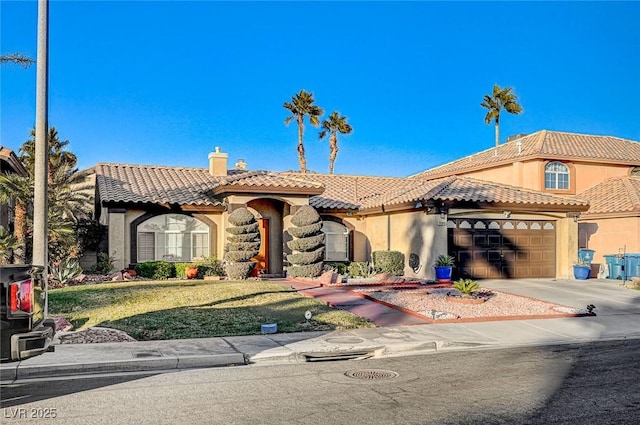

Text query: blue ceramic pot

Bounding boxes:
[573,265,590,280]
[435,266,453,282]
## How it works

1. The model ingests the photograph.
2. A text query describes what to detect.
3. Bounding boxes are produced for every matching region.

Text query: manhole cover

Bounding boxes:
[344,369,399,380]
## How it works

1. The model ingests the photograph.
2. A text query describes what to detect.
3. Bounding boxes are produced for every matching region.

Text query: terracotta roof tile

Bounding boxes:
[215,170,324,192]
[95,163,222,206]
[578,177,640,215]
[281,173,412,210]
[436,177,590,207]
[413,130,640,179]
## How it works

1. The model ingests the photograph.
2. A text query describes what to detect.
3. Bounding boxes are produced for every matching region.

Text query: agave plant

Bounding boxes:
[50,258,84,286]
[452,279,480,297]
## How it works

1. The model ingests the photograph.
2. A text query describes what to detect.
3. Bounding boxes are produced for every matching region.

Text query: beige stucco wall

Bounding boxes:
[361,211,445,279]
[573,163,630,193]
[579,217,640,267]
[453,159,633,194]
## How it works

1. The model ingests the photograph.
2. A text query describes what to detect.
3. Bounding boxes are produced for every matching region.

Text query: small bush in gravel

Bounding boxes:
[372,250,405,276]
[287,206,324,278]
[224,207,260,280]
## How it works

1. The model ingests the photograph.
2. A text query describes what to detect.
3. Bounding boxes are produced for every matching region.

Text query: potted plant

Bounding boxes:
[434,254,455,282]
[573,259,590,280]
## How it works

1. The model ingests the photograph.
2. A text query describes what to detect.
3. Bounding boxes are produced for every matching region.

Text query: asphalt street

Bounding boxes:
[2,339,640,425]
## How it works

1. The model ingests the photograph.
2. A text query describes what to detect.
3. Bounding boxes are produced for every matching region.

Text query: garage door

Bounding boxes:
[447,219,556,279]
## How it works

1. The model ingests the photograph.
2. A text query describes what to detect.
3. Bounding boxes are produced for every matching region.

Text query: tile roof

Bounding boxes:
[578,177,640,216]
[95,163,223,206]
[412,130,640,179]
[281,173,413,210]
[361,176,589,210]
[95,163,588,212]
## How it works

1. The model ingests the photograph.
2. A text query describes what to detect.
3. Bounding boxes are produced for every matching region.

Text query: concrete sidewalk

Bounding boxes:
[2,278,639,383]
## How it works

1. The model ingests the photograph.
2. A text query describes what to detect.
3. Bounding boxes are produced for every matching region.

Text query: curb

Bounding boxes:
[0,353,246,383]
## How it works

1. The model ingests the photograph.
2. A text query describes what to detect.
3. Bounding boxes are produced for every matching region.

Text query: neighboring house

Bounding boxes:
[94,137,592,280]
[0,147,28,233]
[412,130,640,274]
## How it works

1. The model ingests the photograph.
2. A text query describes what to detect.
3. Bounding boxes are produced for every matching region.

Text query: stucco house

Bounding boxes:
[412,130,640,276]
[95,130,626,280]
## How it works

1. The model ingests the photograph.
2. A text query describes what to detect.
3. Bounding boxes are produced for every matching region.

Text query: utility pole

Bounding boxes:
[33,0,49,316]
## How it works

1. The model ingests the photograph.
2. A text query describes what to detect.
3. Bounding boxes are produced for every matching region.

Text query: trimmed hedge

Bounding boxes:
[372,250,405,276]
[287,247,325,266]
[291,205,322,227]
[287,262,324,279]
[287,222,322,239]
[287,206,324,278]
[287,234,325,252]
[134,261,175,279]
[224,207,260,280]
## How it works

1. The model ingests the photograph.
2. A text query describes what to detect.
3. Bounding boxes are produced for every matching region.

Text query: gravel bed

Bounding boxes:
[356,287,584,320]
[56,327,137,344]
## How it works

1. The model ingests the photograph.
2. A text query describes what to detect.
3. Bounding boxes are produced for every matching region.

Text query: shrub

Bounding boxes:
[287,206,324,278]
[435,254,455,267]
[89,252,114,275]
[325,261,348,275]
[224,207,260,280]
[288,262,324,278]
[287,222,322,239]
[372,250,405,276]
[224,262,256,281]
[134,261,175,279]
[194,255,225,277]
[348,262,373,277]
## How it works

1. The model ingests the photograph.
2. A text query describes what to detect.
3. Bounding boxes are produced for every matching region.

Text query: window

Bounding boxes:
[322,221,349,261]
[544,161,569,190]
[137,214,209,262]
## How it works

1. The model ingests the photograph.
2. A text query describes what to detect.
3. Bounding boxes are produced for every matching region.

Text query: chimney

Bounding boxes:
[234,159,247,170]
[208,147,228,177]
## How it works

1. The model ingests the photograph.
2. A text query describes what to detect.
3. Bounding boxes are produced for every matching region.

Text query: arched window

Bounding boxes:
[544,161,570,190]
[137,214,209,262]
[322,221,349,261]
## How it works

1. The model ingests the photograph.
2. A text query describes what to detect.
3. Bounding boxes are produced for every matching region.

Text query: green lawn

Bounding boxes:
[49,279,374,340]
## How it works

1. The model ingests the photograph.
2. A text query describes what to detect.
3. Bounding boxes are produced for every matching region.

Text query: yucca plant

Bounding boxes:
[452,279,480,297]
[50,258,83,286]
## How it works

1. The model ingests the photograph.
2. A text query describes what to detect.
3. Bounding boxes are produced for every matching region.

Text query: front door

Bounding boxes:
[252,218,270,276]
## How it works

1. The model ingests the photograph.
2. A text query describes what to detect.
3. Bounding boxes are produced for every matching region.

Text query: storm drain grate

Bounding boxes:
[344,369,399,380]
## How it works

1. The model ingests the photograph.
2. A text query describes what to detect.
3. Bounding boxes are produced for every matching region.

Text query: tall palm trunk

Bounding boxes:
[13,201,27,264]
[495,116,500,147]
[328,134,339,174]
[297,115,306,173]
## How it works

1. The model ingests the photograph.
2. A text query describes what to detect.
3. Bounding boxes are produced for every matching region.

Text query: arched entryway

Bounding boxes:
[247,198,286,277]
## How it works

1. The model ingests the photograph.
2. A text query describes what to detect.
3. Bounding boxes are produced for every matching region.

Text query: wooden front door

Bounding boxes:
[252,218,269,276]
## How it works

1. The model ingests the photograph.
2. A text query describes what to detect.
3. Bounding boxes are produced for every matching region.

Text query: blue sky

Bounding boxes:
[1,1,639,177]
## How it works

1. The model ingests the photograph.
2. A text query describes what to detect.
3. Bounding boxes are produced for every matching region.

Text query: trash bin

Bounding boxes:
[624,254,640,278]
[578,249,596,265]
[604,255,625,279]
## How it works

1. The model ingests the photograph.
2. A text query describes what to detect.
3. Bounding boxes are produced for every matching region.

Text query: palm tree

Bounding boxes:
[283,90,324,173]
[0,53,35,68]
[481,84,523,147]
[0,225,21,264]
[20,127,77,183]
[0,174,33,264]
[319,111,353,174]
